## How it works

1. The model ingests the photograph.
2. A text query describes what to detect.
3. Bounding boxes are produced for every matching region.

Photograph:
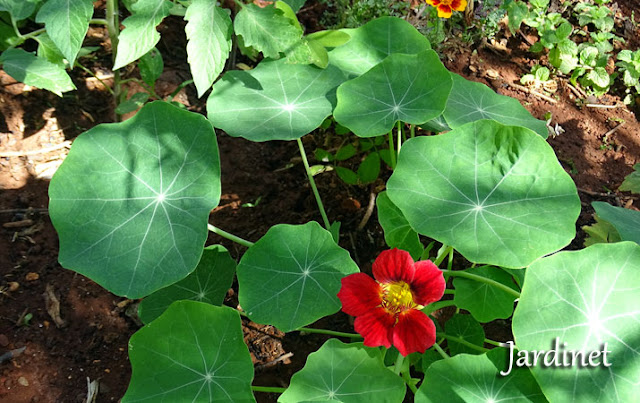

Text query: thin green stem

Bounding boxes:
[433,245,452,266]
[432,342,450,359]
[444,289,454,295]
[484,338,506,347]
[441,270,521,299]
[437,333,490,353]
[106,0,121,121]
[75,62,115,95]
[252,386,287,394]
[393,352,404,375]
[388,130,396,169]
[447,247,454,271]
[410,124,415,138]
[401,370,418,394]
[296,327,362,339]
[89,18,108,25]
[422,299,456,316]
[296,138,331,230]
[207,224,254,248]
[396,121,402,155]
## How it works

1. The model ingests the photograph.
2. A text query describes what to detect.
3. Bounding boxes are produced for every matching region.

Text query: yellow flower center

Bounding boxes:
[380,281,422,314]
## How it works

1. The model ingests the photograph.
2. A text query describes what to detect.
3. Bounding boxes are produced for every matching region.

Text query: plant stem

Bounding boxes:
[484,338,506,347]
[388,130,397,169]
[433,245,452,266]
[432,342,450,359]
[89,18,108,25]
[437,333,490,353]
[75,63,115,95]
[296,327,362,339]
[444,289,454,295]
[396,121,402,155]
[207,224,254,248]
[410,124,415,138]
[422,299,456,315]
[296,138,331,231]
[252,386,287,393]
[393,352,404,375]
[105,0,121,121]
[441,270,521,299]
[401,370,418,394]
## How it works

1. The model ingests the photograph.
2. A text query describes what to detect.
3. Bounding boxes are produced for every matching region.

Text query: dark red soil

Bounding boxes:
[1,1,639,402]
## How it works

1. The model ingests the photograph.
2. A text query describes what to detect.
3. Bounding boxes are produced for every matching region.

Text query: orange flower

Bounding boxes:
[425,0,467,18]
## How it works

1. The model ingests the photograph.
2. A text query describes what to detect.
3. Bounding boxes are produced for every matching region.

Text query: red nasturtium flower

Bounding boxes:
[337,248,445,356]
[425,0,468,19]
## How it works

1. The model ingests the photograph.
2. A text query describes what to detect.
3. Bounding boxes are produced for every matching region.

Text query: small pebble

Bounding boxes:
[0,334,8,347]
[25,272,39,281]
[18,376,29,386]
[8,282,19,292]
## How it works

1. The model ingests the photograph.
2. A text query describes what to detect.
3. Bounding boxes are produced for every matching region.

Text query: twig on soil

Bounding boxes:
[577,188,618,198]
[254,352,293,371]
[601,122,624,140]
[2,219,34,228]
[566,83,587,98]
[0,141,71,158]
[0,346,26,365]
[505,81,558,103]
[519,31,534,46]
[586,103,621,109]
[44,284,65,328]
[356,192,376,231]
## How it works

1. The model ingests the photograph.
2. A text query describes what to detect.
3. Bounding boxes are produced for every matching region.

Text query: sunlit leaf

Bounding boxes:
[123,301,255,402]
[334,51,451,138]
[592,201,640,245]
[49,102,221,298]
[513,242,640,402]
[453,266,518,322]
[35,0,93,65]
[207,58,344,141]
[0,48,75,96]
[279,339,406,402]
[236,222,358,332]
[387,120,580,268]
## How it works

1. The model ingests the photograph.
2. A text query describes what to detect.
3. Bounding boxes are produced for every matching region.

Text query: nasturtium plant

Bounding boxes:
[123,301,255,402]
[334,50,452,138]
[328,16,431,78]
[387,119,580,268]
[280,339,406,402]
[138,245,236,324]
[513,242,640,402]
[452,266,519,322]
[444,74,548,138]
[236,222,359,332]
[416,349,547,403]
[207,59,345,141]
[444,314,485,356]
[49,101,221,298]
[376,191,423,260]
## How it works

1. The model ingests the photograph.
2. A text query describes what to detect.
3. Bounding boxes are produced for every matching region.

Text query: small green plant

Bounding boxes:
[574,1,614,33]
[616,49,640,101]
[571,45,612,95]
[520,64,556,92]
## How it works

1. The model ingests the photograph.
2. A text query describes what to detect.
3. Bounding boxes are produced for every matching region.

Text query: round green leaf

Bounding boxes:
[376,191,423,260]
[592,201,640,245]
[123,301,255,402]
[444,313,485,356]
[334,51,452,138]
[138,245,236,324]
[416,349,547,403]
[328,16,431,78]
[279,339,406,402]
[453,266,518,322]
[444,74,548,138]
[237,222,358,332]
[387,120,580,268]
[513,242,640,402]
[207,59,345,141]
[49,101,221,298]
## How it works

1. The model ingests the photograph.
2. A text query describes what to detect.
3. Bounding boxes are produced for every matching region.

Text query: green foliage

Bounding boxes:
[453,266,518,322]
[0,48,75,95]
[444,314,485,355]
[376,191,423,260]
[616,50,640,94]
[49,102,221,298]
[592,202,640,245]
[620,163,640,193]
[582,214,622,247]
[138,47,164,88]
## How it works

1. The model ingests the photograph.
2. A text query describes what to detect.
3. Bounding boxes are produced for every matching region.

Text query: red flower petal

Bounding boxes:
[372,248,415,284]
[354,307,394,349]
[437,4,453,18]
[410,260,446,305]
[392,309,436,356]
[337,273,381,316]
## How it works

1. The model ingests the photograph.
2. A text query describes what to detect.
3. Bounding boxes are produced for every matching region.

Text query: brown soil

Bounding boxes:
[1,1,639,402]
